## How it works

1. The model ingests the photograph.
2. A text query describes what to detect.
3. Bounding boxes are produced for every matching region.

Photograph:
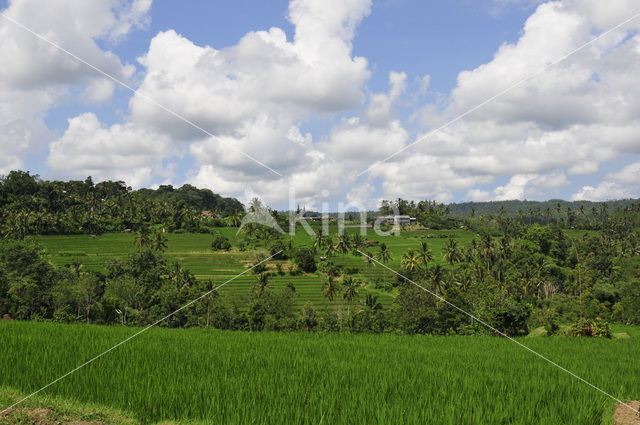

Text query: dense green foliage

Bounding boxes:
[447,199,640,220]
[379,197,640,230]
[2,321,639,424]
[1,171,640,336]
[135,184,243,214]
[1,213,639,336]
[0,171,244,237]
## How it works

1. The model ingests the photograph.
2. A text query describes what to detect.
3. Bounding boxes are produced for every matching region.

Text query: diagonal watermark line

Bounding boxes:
[0,12,283,178]
[356,250,638,413]
[357,10,640,177]
[0,251,282,416]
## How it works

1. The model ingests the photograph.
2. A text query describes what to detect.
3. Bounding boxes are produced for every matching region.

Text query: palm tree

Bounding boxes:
[545,207,553,224]
[335,234,351,255]
[325,239,336,258]
[364,294,383,313]
[362,250,374,273]
[313,234,327,251]
[376,243,392,284]
[430,264,446,298]
[498,206,506,221]
[134,227,151,248]
[499,236,511,260]
[480,234,494,272]
[342,277,360,315]
[442,239,462,281]
[417,241,434,268]
[255,273,270,297]
[351,234,365,251]
[377,243,392,264]
[322,276,341,303]
[229,212,243,227]
[578,205,585,226]
[152,231,168,252]
[401,249,420,272]
[70,258,84,277]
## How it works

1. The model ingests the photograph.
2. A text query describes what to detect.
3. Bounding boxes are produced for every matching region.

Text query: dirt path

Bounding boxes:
[614,401,640,425]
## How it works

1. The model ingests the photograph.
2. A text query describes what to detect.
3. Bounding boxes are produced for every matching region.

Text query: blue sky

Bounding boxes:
[1,0,640,208]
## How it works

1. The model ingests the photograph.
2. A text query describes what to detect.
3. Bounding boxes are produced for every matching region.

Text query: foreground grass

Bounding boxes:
[1,321,638,424]
[0,387,140,425]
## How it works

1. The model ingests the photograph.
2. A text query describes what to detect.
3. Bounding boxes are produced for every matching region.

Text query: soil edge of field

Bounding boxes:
[612,401,640,425]
[0,388,191,425]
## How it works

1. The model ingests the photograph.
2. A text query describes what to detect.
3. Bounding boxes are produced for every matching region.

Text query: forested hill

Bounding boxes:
[135,184,243,214]
[0,171,244,237]
[446,199,640,218]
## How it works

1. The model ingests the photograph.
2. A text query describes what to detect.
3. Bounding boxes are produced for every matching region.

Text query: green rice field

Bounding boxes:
[1,321,638,424]
[33,227,476,311]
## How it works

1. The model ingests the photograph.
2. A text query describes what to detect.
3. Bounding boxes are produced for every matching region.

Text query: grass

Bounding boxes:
[32,227,475,311]
[1,321,638,424]
[0,387,139,425]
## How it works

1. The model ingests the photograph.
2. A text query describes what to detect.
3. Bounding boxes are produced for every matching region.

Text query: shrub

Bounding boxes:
[211,235,231,251]
[487,302,531,337]
[544,320,560,336]
[269,240,288,259]
[292,248,317,273]
[566,318,611,338]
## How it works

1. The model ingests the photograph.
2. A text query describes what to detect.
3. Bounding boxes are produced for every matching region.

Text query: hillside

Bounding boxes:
[446,199,639,218]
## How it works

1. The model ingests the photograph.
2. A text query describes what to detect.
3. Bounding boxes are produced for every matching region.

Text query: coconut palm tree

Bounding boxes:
[376,243,392,284]
[430,264,446,299]
[498,236,511,260]
[401,249,420,272]
[335,234,351,255]
[364,294,383,313]
[229,212,243,227]
[152,231,168,252]
[313,234,327,251]
[362,250,374,273]
[480,233,494,272]
[134,227,151,248]
[325,239,336,258]
[443,239,462,281]
[255,273,270,297]
[417,241,434,268]
[377,243,392,264]
[322,276,340,303]
[350,234,365,251]
[342,277,360,315]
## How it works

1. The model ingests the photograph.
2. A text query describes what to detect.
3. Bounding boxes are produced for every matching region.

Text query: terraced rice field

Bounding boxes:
[33,227,475,311]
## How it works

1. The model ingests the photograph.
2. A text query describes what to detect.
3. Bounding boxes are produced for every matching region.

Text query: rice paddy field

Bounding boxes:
[33,227,477,311]
[1,321,639,424]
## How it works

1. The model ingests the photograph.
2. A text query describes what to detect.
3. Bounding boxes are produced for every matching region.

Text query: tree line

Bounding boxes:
[0,171,244,238]
[3,203,638,336]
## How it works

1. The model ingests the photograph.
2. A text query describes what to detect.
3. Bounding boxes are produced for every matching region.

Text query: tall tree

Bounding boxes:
[134,227,151,249]
[418,241,434,268]
[443,239,462,281]
[401,249,420,272]
[342,277,360,315]
[255,273,270,297]
[376,243,392,284]
[322,276,341,304]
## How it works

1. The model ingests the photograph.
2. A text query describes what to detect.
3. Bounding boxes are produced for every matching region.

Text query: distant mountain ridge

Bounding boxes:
[445,199,640,218]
